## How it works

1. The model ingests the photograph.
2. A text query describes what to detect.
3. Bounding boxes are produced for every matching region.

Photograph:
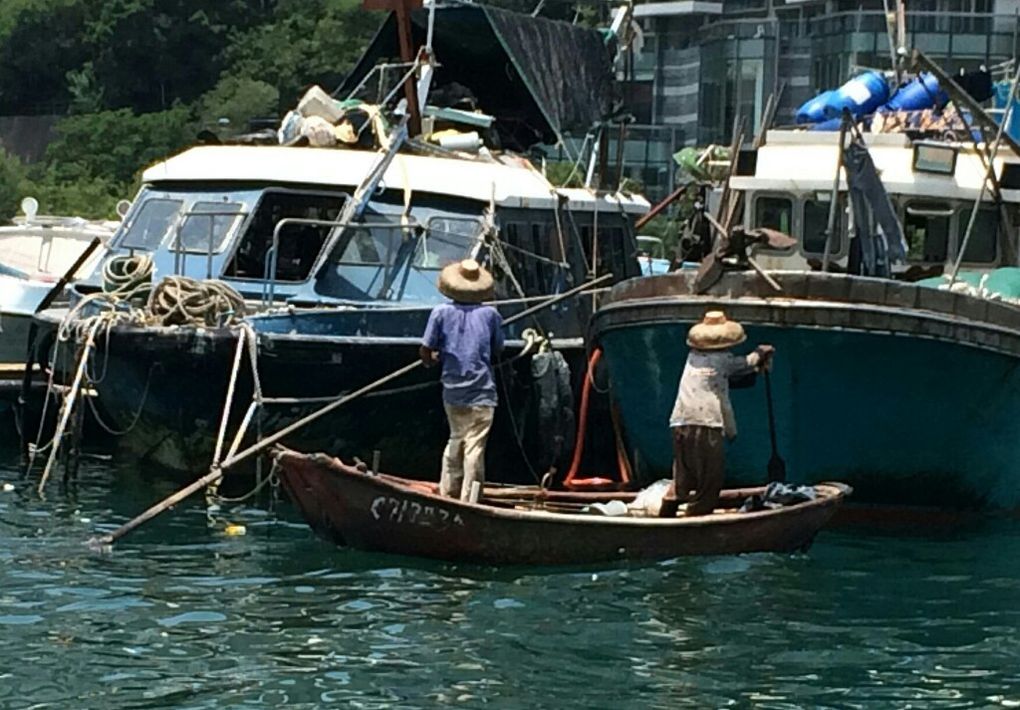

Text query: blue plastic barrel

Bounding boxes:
[795,90,835,124]
[821,71,891,119]
[885,73,947,112]
[809,117,844,131]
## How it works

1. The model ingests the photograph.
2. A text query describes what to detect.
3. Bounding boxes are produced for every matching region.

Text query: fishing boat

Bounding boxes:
[0,198,115,405]
[593,54,1020,510]
[34,4,648,480]
[274,447,850,565]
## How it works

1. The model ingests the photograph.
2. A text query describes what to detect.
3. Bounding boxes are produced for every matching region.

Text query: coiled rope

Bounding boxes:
[103,255,154,301]
[147,276,246,327]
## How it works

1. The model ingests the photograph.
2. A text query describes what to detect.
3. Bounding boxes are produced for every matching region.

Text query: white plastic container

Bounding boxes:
[437,131,482,152]
[297,85,343,124]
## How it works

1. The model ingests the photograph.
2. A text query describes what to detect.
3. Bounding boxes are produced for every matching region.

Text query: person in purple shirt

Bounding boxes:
[420,259,504,501]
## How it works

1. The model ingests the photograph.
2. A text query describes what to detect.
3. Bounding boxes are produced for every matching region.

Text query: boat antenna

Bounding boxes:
[363,0,423,135]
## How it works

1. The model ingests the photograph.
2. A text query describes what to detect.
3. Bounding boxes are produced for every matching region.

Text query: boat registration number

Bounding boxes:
[371,496,465,529]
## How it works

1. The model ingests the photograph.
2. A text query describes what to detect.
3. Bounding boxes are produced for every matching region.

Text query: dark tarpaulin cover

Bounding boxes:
[339,4,614,150]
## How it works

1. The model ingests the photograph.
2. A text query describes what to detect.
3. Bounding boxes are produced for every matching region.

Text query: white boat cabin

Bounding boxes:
[102,144,650,305]
[729,129,1020,274]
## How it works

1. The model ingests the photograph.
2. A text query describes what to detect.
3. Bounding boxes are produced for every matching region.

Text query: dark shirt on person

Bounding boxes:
[422,302,504,407]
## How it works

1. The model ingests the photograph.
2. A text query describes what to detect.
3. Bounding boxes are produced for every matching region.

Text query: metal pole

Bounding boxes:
[949,62,1020,286]
[822,115,850,271]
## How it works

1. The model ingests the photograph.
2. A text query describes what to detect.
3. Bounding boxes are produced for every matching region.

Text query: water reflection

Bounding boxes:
[2,452,1020,707]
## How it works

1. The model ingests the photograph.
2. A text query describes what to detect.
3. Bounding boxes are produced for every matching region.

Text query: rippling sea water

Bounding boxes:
[3,448,1020,709]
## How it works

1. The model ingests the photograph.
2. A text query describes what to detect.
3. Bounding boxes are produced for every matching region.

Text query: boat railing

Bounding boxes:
[170,206,250,280]
[263,214,416,306]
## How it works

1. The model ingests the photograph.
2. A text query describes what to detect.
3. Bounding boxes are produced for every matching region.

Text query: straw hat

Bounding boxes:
[438,258,494,303]
[687,311,746,350]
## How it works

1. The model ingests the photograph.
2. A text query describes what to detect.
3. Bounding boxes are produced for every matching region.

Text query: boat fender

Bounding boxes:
[530,350,575,473]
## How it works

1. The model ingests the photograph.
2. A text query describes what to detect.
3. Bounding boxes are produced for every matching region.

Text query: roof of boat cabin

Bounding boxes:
[141,145,649,214]
[731,128,1020,203]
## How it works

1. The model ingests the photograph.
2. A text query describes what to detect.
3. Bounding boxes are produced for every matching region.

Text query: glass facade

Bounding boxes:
[607,0,1020,199]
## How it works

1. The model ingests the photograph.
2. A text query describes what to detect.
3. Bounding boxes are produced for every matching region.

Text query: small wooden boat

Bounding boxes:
[274,448,851,565]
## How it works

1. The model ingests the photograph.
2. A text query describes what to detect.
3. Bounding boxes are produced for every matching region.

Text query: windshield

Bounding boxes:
[415,217,483,269]
[116,189,260,253]
[173,201,246,254]
[316,209,485,302]
[121,198,182,250]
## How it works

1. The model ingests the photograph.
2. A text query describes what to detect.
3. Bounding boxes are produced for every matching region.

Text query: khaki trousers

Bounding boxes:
[440,404,495,501]
[663,425,726,517]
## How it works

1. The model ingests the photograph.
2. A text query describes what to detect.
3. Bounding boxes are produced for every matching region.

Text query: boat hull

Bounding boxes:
[67,322,588,483]
[593,271,1020,510]
[275,449,848,565]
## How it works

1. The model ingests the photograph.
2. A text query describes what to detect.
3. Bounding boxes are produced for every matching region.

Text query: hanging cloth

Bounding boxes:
[844,136,908,276]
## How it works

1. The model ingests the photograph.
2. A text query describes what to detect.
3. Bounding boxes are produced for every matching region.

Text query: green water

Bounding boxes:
[2,452,1020,708]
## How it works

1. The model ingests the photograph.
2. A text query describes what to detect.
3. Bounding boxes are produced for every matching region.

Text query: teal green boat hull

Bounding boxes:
[594,271,1020,510]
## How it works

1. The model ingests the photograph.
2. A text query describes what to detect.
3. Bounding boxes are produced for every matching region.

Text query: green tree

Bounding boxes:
[0,149,28,220]
[195,76,280,134]
[224,0,380,107]
[0,0,90,114]
[44,105,195,186]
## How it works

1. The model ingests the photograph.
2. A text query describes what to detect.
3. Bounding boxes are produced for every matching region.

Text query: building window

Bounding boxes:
[754,196,793,234]
[903,202,950,262]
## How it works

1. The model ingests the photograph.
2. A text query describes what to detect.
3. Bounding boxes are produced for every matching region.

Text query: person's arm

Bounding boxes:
[723,345,775,376]
[420,309,442,368]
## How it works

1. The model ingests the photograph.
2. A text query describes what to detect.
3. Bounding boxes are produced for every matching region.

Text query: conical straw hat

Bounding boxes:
[686,310,746,350]
[438,259,494,303]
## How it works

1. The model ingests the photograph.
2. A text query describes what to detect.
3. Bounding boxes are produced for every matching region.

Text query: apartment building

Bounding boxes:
[616,0,1020,198]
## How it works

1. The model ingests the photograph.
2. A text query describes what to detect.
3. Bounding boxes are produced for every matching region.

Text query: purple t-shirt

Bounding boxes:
[422,303,504,407]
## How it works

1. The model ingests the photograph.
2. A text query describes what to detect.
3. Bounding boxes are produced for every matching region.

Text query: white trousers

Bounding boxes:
[440,404,495,501]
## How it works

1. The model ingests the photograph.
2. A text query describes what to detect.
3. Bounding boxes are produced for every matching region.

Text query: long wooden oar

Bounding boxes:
[764,370,786,484]
[90,273,614,548]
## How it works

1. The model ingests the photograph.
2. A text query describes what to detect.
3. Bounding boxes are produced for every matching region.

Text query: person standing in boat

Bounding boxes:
[420,259,504,501]
[661,311,774,517]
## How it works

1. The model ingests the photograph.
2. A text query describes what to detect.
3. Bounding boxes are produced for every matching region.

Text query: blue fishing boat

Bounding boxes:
[34,4,649,479]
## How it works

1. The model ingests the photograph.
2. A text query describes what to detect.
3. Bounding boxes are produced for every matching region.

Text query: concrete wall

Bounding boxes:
[0,115,60,163]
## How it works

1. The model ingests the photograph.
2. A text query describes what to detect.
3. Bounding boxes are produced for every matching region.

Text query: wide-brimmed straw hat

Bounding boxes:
[438,258,494,303]
[687,310,746,350]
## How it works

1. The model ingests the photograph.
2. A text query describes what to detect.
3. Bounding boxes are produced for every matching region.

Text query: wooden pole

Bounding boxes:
[19,235,104,464]
[822,113,850,272]
[90,273,615,548]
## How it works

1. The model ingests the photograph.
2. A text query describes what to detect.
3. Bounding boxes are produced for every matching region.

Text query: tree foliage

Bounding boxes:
[0,149,28,221]
[0,0,597,220]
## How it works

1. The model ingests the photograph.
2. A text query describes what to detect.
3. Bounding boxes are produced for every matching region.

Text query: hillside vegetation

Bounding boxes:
[0,0,383,219]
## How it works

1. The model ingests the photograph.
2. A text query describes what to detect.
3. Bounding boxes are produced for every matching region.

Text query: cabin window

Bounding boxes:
[224,191,347,281]
[415,218,482,269]
[958,207,998,263]
[335,220,409,266]
[120,198,182,250]
[754,196,793,234]
[903,203,950,262]
[171,202,245,254]
[802,199,843,254]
